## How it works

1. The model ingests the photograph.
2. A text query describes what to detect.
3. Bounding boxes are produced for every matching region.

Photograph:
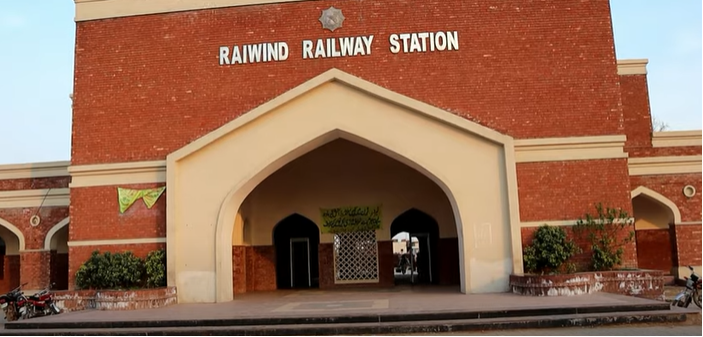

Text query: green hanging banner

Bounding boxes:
[117,186,166,213]
[320,205,382,234]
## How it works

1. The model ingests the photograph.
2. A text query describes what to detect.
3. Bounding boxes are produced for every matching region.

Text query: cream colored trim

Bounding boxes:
[677,221,702,226]
[0,161,70,180]
[521,220,579,228]
[628,155,702,176]
[68,160,166,188]
[67,237,167,247]
[0,218,26,251]
[74,0,311,22]
[521,218,635,228]
[617,59,648,75]
[514,135,627,163]
[631,186,682,225]
[23,248,50,253]
[652,131,702,148]
[0,188,70,208]
[44,217,70,251]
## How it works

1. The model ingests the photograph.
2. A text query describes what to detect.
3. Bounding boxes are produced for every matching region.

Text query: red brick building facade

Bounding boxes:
[0,0,700,302]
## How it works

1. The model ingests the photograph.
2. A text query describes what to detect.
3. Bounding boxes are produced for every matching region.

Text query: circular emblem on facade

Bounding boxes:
[30,215,41,227]
[683,185,696,198]
[319,6,345,32]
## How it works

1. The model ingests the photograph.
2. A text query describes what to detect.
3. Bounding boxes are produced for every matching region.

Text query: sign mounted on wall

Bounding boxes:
[320,205,383,234]
[218,7,459,66]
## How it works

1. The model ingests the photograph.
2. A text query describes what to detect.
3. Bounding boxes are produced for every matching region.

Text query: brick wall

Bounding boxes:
[619,74,653,151]
[71,0,624,165]
[630,174,702,223]
[68,243,165,290]
[628,146,702,158]
[244,246,276,292]
[69,184,166,241]
[517,159,633,221]
[635,228,674,273]
[672,225,702,268]
[20,251,51,290]
[232,246,247,294]
[0,176,70,192]
[0,255,20,293]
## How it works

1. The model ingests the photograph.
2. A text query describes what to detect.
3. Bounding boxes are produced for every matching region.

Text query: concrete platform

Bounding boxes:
[3,286,699,335]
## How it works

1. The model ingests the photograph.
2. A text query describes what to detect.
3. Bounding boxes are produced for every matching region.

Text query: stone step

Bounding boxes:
[4,302,672,330]
[0,310,696,336]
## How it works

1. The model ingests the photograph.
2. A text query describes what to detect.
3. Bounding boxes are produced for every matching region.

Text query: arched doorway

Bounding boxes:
[631,189,678,275]
[273,214,320,289]
[391,209,440,285]
[0,218,24,293]
[45,218,70,290]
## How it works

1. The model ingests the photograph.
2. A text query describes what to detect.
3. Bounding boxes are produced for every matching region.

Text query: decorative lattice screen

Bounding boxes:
[333,230,379,283]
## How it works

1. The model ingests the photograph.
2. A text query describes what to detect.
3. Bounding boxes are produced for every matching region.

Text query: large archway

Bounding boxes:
[631,187,679,275]
[273,214,320,289]
[167,69,522,303]
[0,218,24,293]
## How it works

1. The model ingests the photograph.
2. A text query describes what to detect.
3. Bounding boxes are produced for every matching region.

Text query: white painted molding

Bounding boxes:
[617,59,648,75]
[631,186,682,225]
[677,221,702,226]
[0,217,26,251]
[514,135,627,163]
[521,218,635,228]
[67,237,167,247]
[628,155,702,176]
[65,137,633,189]
[68,160,166,188]
[0,188,70,208]
[652,131,702,148]
[44,217,70,251]
[0,161,70,180]
[521,220,580,228]
[74,0,311,22]
[20,249,50,253]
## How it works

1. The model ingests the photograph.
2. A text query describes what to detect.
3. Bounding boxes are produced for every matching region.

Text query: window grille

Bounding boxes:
[333,230,379,283]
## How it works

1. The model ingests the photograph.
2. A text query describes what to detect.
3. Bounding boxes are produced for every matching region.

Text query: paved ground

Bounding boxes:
[19,286,671,324]
[419,324,702,336]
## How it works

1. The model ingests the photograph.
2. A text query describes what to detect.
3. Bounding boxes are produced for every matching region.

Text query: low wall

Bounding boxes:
[510,270,664,300]
[53,287,177,312]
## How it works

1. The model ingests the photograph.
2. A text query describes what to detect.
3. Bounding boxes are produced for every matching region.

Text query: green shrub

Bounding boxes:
[145,249,166,288]
[75,251,114,290]
[573,202,635,271]
[75,250,144,290]
[523,225,577,275]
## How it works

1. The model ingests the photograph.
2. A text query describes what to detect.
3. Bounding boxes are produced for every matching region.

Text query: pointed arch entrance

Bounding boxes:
[390,209,441,285]
[273,214,320,289]
[631,186,680,275]
[0,218,25,293]
[166,69,522,303]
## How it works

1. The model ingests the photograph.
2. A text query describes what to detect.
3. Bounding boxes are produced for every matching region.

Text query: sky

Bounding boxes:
[0,1,701,165]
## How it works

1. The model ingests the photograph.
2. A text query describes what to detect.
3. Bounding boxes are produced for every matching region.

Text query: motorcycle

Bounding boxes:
[0,282,28,321]
[20,283,62,319]
[671,266,702,309]
[0,283,61,321]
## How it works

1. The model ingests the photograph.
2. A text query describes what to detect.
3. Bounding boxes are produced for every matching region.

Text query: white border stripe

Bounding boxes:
[68,238,167,247]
